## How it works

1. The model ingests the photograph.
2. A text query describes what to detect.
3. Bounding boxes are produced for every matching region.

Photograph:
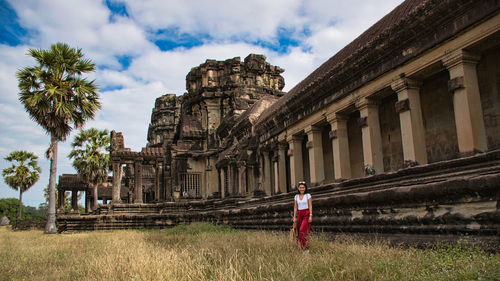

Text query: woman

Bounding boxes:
[293,181,312,250]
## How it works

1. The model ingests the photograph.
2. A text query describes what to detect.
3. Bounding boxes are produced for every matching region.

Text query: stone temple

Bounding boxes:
[58,0,500,247]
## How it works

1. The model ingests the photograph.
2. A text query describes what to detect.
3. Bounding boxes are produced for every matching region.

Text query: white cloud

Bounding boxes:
[9,0,109,44]
[121,0,304,41]
[269,47,316,91]
[7,0,156,69]
[128,42,274,94]
[97,69,141,89]
[0,45,34,103]
[87,81,167,151]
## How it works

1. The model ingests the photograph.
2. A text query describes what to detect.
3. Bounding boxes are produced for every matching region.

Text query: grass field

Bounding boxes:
[1,223,499,281]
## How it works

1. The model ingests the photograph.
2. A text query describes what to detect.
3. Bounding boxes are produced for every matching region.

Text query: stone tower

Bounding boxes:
[147,93,182,148]
[171,54,285,199]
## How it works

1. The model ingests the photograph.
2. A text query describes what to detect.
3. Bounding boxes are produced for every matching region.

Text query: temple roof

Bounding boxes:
[256,0,426,124]
[255,0,499,135]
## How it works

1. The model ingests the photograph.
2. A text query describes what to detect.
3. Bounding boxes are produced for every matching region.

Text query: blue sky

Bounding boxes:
[0,0,404,207]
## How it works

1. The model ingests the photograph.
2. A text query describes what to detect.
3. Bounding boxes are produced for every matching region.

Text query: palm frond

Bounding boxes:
[17,42,101,141]
[69,128,110,185]
[2,150,41,193]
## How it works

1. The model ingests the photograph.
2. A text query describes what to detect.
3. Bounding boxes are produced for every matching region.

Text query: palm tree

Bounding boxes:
[2,151,41,218]
[17,42,100,233]
[69,128,110,212]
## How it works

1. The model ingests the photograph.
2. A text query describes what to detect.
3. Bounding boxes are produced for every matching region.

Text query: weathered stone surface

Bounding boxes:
[147,94,180,148]
[14,220,45,230]
[186,55,284,96]
[0,216,10,226]
[110,131,128,153]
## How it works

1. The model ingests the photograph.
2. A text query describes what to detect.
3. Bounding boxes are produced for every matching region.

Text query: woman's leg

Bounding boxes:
[296,210,304,247]
[297,210,310,249]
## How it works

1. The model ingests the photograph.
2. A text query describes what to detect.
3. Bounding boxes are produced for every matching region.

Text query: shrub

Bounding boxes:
[0,198,46,226]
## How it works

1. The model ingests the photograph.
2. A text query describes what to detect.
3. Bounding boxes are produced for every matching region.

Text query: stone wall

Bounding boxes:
[420,71,460,163]
[478,46,500,150]
[347,113,364,178]
[379,95,404,171]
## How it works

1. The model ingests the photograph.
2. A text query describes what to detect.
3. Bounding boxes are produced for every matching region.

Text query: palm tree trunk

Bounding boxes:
[18,187,23,218]
[92,183,98,211]
[44,134,58,234]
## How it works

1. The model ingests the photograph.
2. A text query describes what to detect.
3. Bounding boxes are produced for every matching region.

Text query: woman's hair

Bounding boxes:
[297,180,308,194]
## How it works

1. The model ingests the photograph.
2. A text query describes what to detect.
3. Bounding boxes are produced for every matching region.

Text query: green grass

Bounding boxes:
[1,223,499,281]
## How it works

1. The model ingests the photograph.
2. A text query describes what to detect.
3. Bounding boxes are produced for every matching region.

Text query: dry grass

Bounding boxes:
[1,223,499,281]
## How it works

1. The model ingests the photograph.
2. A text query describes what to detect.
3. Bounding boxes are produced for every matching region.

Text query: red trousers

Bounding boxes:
[297,209,310,249]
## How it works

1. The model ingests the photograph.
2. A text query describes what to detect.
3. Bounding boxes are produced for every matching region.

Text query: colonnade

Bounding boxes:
[255,48,490,193]
[111,156,165,204]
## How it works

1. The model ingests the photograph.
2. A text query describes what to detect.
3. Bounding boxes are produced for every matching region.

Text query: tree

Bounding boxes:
[0,198,24,224]
[17,42,101,233]
[69,128,110,212]
[2,151,41,218]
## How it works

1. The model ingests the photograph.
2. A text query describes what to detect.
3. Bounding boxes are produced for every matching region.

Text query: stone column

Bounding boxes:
[154,161,161,201]
[71,189,78,212]
[171,155,181,198]
[327,113,351,179]
[160,162,165,200]
[233,164,239,195]
[220,168,226,198]
[164,167,171,201]
[262,151,272,195]
[234,164,239,195]
[238,162,247,195]
[57,188,64,209]
[278,143,288,193]
[205,157,218,198]
[442,50,487,154]
[257,154,263,192]
[134,160,143,203]
[111,161,122,203]
[391,77,428,166]
[305,126,325,185]
[247,165,255,193]
[272,154,279,194]
[357,98,384,174]
[287,135,304,189]
[227,164,235,195]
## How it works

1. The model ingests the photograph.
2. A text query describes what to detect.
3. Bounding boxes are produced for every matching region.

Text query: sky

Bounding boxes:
[0,0,404,207]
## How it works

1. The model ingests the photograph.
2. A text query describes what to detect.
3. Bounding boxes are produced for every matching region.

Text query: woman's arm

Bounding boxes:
[308,197,313,223]
[293,199,297,223]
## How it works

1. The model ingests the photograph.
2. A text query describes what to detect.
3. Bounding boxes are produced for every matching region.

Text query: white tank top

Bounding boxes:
[295,193,311,210]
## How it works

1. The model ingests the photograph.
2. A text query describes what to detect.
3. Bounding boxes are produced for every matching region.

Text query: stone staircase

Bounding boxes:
[97,203,160,215]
